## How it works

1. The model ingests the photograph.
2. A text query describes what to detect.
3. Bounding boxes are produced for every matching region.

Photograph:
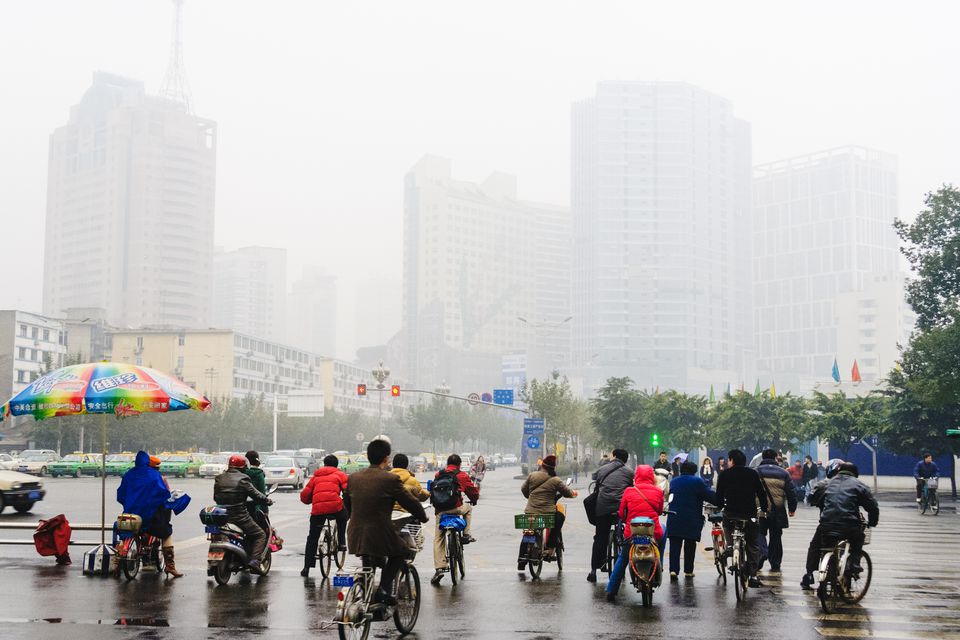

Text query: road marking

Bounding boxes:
[815,628,960,639]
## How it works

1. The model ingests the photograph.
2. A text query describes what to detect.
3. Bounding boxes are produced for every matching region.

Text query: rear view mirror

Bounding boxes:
[565,477,573,486]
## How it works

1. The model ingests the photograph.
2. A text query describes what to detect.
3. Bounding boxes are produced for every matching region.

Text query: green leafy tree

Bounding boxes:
[807,391,888,458]
[591,377,645,460]
[706,392,807,453]
[638,390,708,453]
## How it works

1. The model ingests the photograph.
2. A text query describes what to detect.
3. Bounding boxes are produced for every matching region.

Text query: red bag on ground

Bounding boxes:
[34,514,72,564]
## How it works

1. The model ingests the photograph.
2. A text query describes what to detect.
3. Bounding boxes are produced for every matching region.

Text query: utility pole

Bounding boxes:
[371,361,391,437]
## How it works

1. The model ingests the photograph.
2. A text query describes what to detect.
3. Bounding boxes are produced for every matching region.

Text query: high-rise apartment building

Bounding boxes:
[402,155,571,391]
[355,278,402,350]
[572,82,753,394]
[42,72,217,329]
[287,267,337,358]
[213,246,287,342]
[753,146,906,390]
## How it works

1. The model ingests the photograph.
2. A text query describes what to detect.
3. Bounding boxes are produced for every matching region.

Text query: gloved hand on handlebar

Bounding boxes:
[265,498,274,507]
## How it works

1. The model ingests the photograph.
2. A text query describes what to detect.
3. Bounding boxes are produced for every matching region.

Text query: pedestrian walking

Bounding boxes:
[756,449,797,574]
[667,461,719,579]
[572,456,580,484]
[802,456,818,504]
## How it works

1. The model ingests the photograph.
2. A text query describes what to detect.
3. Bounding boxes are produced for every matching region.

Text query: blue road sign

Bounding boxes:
[526,435,541,449]
[865,436,879,447]
[523,418,545,435]
[493,389,514,405]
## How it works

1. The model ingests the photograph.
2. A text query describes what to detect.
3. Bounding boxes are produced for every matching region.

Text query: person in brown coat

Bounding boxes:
[517,455,577,570]
[345,438,429,606]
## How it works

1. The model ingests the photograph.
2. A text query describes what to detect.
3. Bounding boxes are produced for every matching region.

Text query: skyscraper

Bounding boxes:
[42,72,217,329]
[752,146,906,389]
[402,155,571,391]
[572,82,753,394]
[287,267,337,358]
[213,246,287,341]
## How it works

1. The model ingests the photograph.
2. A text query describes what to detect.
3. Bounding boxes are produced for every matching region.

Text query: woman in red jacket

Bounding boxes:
[299,454,349,577]
[605,465,665,602]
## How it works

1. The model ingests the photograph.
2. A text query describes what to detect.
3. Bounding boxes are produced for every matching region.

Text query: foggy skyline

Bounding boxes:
[1,1,958,361]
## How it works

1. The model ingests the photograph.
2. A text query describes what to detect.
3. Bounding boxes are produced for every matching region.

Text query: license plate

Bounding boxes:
[28,491,41,500]
[208,551,224,561]
[633,535,651,546]
[333,575,354,587]
[522,535,537,544]
[204,526,220,534]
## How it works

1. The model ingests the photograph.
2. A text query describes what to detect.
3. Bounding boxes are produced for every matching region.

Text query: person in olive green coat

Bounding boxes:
[242,450,268,519]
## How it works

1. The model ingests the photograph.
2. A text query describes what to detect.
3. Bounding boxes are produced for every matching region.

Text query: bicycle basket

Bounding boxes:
[926,477,939,490]
[514,513,555,530]
[115,513,142,532]
[438,514,467,531]
[402,522,425,552]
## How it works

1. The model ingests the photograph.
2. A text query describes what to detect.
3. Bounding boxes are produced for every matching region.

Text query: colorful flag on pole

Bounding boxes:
[754,380,762,396]
[770,381,777,398]
[851,360,862,383]
[831,358,841,383]
[709,384,716,404]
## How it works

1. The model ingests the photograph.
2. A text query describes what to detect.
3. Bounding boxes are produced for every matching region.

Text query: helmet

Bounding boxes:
[825,459,844,479]
[228,454,248,469]
[148,455,162,468]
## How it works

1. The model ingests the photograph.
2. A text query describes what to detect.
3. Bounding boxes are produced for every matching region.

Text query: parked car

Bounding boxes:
[0,453,18,471]
[17,452,61,476]
[199,454,230,478]
[502,453,519,466]
[105,453,137,476]
[0,469,46,514]
[262,456,305,489]
[159,453,203,478]
[49,453,103,477]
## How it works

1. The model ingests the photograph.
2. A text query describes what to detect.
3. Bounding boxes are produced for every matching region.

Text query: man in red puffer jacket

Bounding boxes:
[299,454,349,577]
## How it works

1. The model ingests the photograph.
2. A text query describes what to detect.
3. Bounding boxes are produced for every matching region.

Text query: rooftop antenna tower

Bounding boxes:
[158,0,193,113]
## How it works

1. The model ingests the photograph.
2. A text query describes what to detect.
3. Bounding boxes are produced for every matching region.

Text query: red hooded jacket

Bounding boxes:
[618,465,665,540]
[300,466,349,516]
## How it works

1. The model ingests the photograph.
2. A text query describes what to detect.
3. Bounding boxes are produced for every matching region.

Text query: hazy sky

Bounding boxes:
[1,1,957,358]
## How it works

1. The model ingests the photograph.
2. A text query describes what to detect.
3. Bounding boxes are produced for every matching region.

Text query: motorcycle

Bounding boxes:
[201,485,282,585]
[626,494,672,607]
[516,477,572,578]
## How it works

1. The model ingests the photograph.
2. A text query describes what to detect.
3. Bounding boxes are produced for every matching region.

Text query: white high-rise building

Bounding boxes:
[402,155,571,391]
[355,278,402,350]
[213,246,287,342]
[572,82,753,394]
[287,267,337,358]
[42,72,217,329]
[753,146,905,390]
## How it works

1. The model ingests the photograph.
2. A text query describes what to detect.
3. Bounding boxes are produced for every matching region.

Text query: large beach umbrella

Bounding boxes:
[2,362,210,548]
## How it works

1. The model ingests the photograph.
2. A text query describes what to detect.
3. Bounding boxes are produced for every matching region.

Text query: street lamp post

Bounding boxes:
[371,360,391,436]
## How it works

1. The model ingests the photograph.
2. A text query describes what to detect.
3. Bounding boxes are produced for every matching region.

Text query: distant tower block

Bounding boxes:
[159,0,193,112]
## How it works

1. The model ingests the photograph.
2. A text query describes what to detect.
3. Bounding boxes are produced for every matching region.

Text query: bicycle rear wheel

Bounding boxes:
[528,532,544,579]
[318,529,333,579]
[456,535,465,579]
[334,527,347,570]
[337,581,371,640]
[393,565,421,635]
[121,538,141,580]
[605,529,616,573]
[446,531,459,585]
[840,550,872,604]
[733,543,747,601]
[931,492,940,515]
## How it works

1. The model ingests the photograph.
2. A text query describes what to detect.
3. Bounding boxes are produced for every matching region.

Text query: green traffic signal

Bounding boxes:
[651,433,660,446]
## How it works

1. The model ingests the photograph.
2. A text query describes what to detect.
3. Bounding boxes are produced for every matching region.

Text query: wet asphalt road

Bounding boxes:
[0,469,958,639]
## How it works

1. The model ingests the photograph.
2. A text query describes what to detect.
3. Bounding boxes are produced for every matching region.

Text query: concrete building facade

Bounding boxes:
[572,81,753,395]
[42,72,217,330]
[213,246,287,342]
[752,146,905,390]
[0,311,69,402]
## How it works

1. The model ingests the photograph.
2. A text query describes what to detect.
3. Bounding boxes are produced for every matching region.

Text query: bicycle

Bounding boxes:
[605,520,624,574]
[113,513,164,580]
[703,506,727,585]
[515,511,564,579]
[725,517,756,601]
[334,515,421,640]
[919,477,940,516]
[436,513,467,584]
[817,525,873,613]
[316,516,348,579]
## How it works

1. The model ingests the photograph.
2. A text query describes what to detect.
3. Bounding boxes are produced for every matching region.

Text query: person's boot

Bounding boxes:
[800,572,815,590]
[161,546,183,578]
[300,566,310,577]
[586,570,597,583]
[430,570,444,585]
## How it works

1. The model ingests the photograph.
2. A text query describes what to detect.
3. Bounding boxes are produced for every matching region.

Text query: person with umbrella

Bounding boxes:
[116,451,184,577]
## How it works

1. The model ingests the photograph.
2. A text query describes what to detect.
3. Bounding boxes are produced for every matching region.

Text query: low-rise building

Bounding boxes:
[0,310,69,402]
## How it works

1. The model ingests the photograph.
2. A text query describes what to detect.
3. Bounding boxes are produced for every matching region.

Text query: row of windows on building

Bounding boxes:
[233,377,292,395]
[232,334,321,366]
[19,324,61,344]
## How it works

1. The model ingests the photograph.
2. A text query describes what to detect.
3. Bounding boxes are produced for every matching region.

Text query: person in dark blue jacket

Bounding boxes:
[116,451,182,577]
[666,460,719,578]
[914,454,939,503]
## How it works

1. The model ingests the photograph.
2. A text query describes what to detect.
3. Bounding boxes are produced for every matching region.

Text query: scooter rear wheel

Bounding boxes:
[121,538,141,580]
[259,548,272,576]
[528,533,544,579]
[214,556,232,585]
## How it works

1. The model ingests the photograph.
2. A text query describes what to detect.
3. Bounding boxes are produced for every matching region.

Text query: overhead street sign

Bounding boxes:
[523,418,545,435]
[467,393,481,406]
[526,435,541,449]
[493,389,514,405]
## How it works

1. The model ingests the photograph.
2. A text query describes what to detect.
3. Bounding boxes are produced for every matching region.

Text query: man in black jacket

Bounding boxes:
[801,462,879,590]
[756,449,797,573]
[587,448,634,583]
[214,455,273,572]
[715,449,768,587]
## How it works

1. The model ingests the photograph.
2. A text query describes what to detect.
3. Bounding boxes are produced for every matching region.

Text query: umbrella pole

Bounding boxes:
[100,413,106,546]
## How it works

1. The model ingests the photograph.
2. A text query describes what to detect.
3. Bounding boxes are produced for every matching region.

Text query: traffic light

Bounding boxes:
[357,384,367,396]
[651,433,660,447]
[391,385,401,397]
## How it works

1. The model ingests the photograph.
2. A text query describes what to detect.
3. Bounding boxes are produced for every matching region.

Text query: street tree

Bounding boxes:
[591,377,645,461]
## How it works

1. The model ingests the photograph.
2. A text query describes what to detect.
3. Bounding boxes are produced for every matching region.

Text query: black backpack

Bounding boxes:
[430,470,462,511]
